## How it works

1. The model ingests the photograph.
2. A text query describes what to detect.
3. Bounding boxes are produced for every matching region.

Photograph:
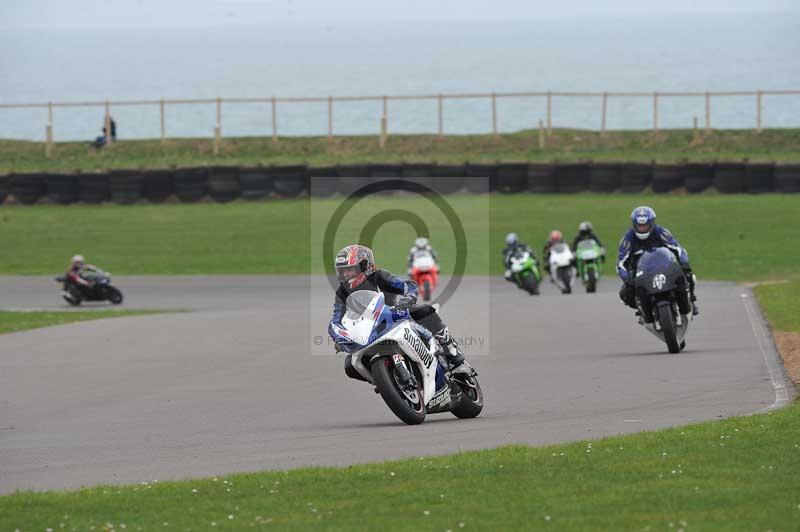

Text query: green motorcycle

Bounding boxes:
[509,248,542,295]
[575,239,604,293]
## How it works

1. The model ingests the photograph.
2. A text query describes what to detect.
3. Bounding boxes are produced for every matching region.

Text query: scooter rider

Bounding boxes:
[329,244,474,381]
[407,236,439,273]
[502,233,535,281]
[617,206,699,315]
[571,221,605,260]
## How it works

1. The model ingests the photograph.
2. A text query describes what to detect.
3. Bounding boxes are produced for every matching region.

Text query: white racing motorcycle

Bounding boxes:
[335,290,483,425]
[549,242,575,294]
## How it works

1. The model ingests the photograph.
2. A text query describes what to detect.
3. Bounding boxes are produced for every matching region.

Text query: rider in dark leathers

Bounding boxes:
[617,206,699,315]
[328,244,474,382]
[571,221,604,255]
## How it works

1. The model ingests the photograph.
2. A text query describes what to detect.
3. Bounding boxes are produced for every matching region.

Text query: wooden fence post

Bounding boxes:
[216,97,222,136]
[653,92,659,133]
[491,92,498,137]
[756,90,763,133]
[601,92,608,136]
[328,96,333,142]
[159,99,166,144]
[271,96,278,143]
[104,100,112,144]
[437,94,444,138]
[705,92,711,133]
[538,119,545,149]
[45,101,54,157]
[379,116,387,149]
[546,90,552,135]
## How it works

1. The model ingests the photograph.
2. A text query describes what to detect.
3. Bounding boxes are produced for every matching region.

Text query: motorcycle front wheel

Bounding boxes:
[106,286,124,305]
[586,268,597,293]
[372,357,426,425]
[657,304,681,354]
[450,373,484,419]
[558,267,572,294]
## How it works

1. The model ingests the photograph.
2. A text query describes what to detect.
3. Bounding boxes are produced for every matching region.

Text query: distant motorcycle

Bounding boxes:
[409,251,439,302]
[55,267,124,306]
[509,248,541,295]
[335,290,483,425]
[548,243,575,294]
[575,239,604,293]
[633,247,693,353]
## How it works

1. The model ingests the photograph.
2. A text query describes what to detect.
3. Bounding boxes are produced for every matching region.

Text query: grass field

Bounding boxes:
[754,280,800,332]
[2,128,800,173]
[0,309,174,335]
[0,194,798,281]
[2,400,798,531]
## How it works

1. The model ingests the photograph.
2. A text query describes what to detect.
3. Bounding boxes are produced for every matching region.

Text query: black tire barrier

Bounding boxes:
[652,164,684,193]
[239,167,273,200]
[401,164,434,190]
[684,163,714,193]
[619,163,652,193]
[208,166,241,203]
[369,164,402,178]
[465,164,496,193]
[46,173,79,205]
[0,174,9,204]
[555,163,590,193]
[431,165,465,194]
[527,163,557,193]
[109,170,143,205]
[336,165,370,196]
[746,163,775,194]
[495,163,528,193]
[10,173,46,205]
[174,167,208,203]
[78,173,110,204]
[272,165,307,197]
[142,169,174,203]
[589,163,621,193]
[775,163,800,193]
[714,162,747,194]
[308,167,338,197]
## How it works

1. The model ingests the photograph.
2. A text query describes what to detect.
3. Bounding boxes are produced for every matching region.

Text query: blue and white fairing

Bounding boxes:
[338,290,446,406]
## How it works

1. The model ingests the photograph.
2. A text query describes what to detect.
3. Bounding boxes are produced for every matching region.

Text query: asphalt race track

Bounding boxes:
[0,275,789,493]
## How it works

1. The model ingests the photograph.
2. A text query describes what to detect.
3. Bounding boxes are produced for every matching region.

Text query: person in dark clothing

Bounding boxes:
[110,118,117,141]
[91,128,107,149]
[571,221,604,252]
[328,244,474,381]
[502,232,536,280]
[617,206,699,315]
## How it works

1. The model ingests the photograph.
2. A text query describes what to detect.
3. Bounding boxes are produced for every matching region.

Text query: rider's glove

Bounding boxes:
[394,295,417,310]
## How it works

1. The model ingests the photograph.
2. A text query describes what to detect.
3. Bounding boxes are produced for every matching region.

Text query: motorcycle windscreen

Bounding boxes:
[549,243,572,266]
[343,290,384,346]
[576,239,599,259]
[636,247,678,276]
[412,252,435,271]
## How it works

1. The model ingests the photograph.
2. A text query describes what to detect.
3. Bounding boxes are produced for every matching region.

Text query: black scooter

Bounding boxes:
[55,267,124,306]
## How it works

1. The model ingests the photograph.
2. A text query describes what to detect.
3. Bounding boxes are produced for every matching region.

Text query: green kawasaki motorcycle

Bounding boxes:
[575,239,604,293]
[509,248,542,295]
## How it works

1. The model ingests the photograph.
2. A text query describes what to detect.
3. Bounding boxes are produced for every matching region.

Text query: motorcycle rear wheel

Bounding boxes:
[422,280,431,302]
[658,304,681,354]
[372,357,426,425]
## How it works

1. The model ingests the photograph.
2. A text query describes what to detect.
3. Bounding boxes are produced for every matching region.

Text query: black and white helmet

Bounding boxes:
[505,233,519,246]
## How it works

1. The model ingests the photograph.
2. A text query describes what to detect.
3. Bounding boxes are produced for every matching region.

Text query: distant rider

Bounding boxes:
[617,206,699,315]
[571,221,605,260]
[328,244,475,381]
[407,237,439,273]
[502,232,536,281]
[66,255,94,289]
[542,230,565,274]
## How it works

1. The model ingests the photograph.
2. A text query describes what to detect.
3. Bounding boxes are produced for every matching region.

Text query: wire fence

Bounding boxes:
[2,89,799,156]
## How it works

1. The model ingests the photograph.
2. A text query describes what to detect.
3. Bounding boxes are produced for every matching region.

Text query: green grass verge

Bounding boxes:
[3,128,800,173]
[0,194,798,281]
[2,402,799,531]
[0,310,175,335]
[754,279,800,332]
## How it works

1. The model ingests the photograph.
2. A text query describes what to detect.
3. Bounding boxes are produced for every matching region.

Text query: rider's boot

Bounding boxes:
[435,327,475,375]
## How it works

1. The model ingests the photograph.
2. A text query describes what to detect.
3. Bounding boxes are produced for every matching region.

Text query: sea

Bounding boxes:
[1,12,799,141]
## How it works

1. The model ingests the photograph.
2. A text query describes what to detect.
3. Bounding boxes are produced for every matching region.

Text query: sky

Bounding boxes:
[2,0,798,29]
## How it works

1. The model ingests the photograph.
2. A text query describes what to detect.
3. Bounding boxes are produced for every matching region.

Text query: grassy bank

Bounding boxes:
[0,309,173,335]
[2,400,798,531]
[0,194,798,280]
[2,128,800,173]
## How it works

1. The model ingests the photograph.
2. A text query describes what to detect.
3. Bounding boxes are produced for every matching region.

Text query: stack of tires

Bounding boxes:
[336,165,370,197]
[465,163,495,194]
[714,162,747,194]
[208,166,241,202]
[746,163,775,193]
[110,170,144,204]
[555,163,590,193]
[495,163,528,193]
[174,167,208,202]
[0,174,9,204]
[78,172,110,204]
[272,165,307,197]
[774,163,800,193]
[619,163,652,193]
[684,163,714,193]
[11,173,47,205]
[142,169,174,203]
[652,164,684,193]
[432,164,465,194]
[527,163,557,193]
[589,163,621,193]
[308,166,338,197]
[46,173,79,204]
[239,166,273,200]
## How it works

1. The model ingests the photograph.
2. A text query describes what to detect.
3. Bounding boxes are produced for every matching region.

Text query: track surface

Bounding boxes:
[0,275,783,493]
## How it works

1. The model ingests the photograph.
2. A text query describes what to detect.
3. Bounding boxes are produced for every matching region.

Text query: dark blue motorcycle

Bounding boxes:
[633,247,693,353]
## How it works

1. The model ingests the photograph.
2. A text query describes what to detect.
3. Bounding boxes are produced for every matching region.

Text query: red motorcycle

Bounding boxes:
[410,252,439,302]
